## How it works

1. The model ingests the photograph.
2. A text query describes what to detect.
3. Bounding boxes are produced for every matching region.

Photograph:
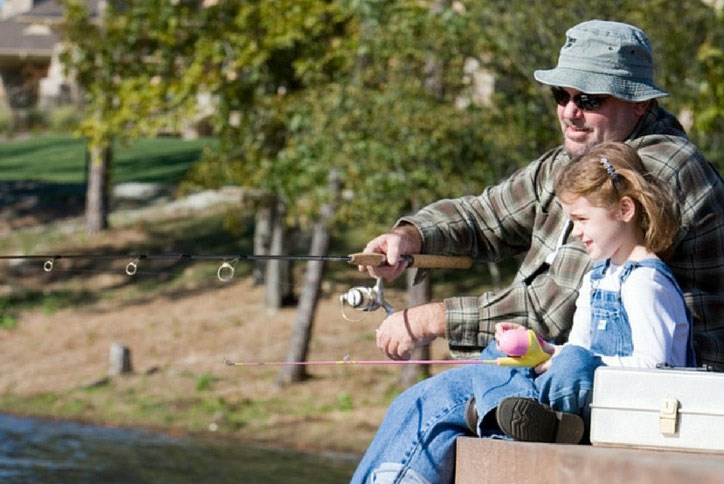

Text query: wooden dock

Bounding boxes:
[455,437,724,484]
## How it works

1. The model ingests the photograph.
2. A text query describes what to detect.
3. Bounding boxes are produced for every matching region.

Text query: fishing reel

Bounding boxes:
[339,277,393,320]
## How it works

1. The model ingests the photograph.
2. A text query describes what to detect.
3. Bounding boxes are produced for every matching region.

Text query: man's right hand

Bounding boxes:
[375,302,446,360]
[359,225,423,281]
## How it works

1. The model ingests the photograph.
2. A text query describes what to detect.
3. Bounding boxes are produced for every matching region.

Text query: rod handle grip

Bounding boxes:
[348,253,472,269]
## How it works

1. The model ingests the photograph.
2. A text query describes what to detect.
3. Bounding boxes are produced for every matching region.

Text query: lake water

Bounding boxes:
[0,414,357,483]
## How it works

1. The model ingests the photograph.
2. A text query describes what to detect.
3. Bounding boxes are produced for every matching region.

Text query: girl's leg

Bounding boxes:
[486,345,601,443]
[534,345,604,424]
[470,359,538,432]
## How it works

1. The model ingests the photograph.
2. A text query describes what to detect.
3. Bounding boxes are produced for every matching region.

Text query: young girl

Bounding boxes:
[479,141,697,443]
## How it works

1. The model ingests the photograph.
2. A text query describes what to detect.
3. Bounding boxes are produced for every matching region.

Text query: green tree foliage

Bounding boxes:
[189,0,723,227]
[60,0,724,233]
[61,1,209,145]
[186,1,499,226]
[157,0,361,223]
[691,5,724,160]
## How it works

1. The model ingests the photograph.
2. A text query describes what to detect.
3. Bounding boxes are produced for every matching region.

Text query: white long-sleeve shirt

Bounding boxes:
[566,262,690,368]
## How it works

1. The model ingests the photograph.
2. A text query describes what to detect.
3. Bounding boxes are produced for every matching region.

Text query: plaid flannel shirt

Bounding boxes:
[399,102,724,370]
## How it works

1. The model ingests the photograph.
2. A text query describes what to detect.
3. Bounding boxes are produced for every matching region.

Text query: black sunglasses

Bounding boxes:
[550,86,609,111]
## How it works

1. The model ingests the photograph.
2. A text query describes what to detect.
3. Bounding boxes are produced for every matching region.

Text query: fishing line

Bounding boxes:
[223,357,523,367]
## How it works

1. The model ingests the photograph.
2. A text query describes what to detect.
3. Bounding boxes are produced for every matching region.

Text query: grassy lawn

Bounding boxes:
[0,135,217,185]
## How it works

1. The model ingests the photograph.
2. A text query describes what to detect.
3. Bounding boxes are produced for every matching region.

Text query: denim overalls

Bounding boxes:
[351,258,694,484]
[588,258,696,365]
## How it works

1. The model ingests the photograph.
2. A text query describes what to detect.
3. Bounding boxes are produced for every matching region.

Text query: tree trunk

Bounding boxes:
[264,198,293,313]
[398,269,432,387]
[85,143,111,235]
[277,170,340,385]
[252,204,273,286]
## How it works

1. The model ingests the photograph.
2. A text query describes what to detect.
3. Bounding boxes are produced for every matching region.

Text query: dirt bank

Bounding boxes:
[0,188,455,459]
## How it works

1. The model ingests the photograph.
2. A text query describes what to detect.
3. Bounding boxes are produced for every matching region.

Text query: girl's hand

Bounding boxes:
[494,322,525,341]
[534,345,563,374]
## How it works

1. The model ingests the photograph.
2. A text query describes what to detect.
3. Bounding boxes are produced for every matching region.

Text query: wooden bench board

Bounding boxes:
[455,437,724,484]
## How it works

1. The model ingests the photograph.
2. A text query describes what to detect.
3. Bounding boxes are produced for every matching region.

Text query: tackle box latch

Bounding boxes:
[659,398,679,435]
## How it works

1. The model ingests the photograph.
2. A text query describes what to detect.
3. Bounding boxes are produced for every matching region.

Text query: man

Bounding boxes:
[351,20,724,484]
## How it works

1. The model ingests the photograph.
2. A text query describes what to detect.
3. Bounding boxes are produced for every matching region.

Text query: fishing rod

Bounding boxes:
[0,252,471,278]
[224,357,512,367]
[224,329,553,368]
[0,252,472,268]
[0,251,472,314]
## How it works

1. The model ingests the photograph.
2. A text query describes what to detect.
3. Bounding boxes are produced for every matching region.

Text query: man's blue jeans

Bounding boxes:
[350,342,602,484]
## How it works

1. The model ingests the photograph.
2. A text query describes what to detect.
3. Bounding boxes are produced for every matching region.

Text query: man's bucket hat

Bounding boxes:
[534,20,668,102]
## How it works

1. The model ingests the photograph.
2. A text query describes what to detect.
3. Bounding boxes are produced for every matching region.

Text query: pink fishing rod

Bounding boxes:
[224,328,552,368]
[224,357,503,367]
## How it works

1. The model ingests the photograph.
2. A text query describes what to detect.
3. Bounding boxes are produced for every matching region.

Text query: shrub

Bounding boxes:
[48,104,82,133]
[25,107,48,132]
[0,104,13,135]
